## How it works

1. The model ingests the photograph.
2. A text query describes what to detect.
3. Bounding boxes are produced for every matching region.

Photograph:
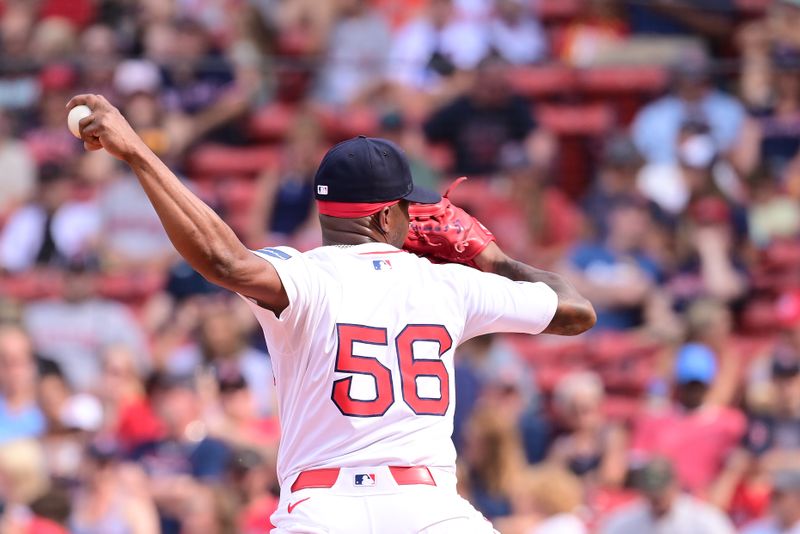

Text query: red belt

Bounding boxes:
[291,466,436,492]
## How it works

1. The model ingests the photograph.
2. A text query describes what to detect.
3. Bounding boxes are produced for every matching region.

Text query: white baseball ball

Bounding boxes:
[67,105,92,139]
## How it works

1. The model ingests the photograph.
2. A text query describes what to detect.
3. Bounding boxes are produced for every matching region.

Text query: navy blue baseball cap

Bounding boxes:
[314,136,440,218]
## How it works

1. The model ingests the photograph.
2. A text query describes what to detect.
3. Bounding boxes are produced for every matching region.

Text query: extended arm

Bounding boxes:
[475,242,596,335]
[68,94,289,313]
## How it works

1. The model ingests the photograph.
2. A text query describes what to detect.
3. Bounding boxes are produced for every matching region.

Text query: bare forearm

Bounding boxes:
[476,244,596,335]
[123,144,250,283]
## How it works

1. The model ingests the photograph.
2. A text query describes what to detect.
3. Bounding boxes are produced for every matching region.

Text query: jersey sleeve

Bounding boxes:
[239,246,322,355]
[453,265,559,341]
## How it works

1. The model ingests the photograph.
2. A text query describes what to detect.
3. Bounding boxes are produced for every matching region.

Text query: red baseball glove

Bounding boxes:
[403,177,495,269]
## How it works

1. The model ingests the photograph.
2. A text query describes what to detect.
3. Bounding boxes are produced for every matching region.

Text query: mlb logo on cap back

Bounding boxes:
[317,185,328,196]
[354,473,376,487]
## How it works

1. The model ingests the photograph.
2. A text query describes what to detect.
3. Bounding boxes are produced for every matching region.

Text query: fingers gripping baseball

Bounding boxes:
[66,94,144,160]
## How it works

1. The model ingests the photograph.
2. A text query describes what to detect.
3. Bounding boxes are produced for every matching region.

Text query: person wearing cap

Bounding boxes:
[68,93,594,532]
[741,469,800,534]
[600,458,735,534]
[630,343,746,496]
[631,50,745,165]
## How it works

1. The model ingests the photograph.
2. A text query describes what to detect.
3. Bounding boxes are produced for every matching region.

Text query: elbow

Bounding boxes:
[569,299,597,336]
[548,298,597,336]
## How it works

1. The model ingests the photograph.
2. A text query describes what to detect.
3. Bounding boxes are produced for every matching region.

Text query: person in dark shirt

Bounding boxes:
[131,373,231,534]
[423,56,554,175]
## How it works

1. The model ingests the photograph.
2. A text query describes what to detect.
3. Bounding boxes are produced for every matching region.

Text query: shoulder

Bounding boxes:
[252,245,302,262]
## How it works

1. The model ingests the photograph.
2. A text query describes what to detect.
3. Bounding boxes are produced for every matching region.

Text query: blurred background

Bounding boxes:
[1,0,800,532]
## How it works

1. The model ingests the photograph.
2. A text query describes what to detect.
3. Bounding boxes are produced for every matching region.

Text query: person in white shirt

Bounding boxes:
[600,458,735,534]
[66,93,595,533]
[489,0,548,65]
[388,0,490,91]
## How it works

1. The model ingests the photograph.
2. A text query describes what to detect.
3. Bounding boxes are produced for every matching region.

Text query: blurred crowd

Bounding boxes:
[3,0,800,532]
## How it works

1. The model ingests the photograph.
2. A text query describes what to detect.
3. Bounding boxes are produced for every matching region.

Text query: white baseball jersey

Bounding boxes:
[241,242,558,487]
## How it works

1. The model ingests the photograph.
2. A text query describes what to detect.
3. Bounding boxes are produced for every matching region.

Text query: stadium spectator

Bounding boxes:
[625,0,735,50]
[23,259,149,390]
[668,196,748,308]
[96,345,163,453]
[496,145,582,267]
[496,463,587,534]
[247,110,322,247]
[747,165,800,248]
[637,119,746,217]
[487,0,547,65]
[631,343,745,496]
[423,56,554,175]
[166,302,275,417]
[203,368,280,455]
[112,59,171,156]
[78,24,120,98]
[460,405,528,520]
[131,373,231,534]
[565,198,662,331]
[548,371,627,489]
[600,458,735,534]
[69,440,159,534]
[737,46,800,186]
[0,439,63,534]
[741,469,800,534]
[453,334,547,462]
[0,108,37,218]
[96,167,175,270]
[36,360,102,485]
[632,51,746,164]
[388,0,489,91]
[376,110,441,191]
[0,5,39,110]
[177,484,238,534]
[0,325,45,444]
[315,0,391,105]
[228,448,279,534]
[0,164,99,273]
[582,134,649,238]
[23,64,81,165]
[683,299,742,407]
[556,0,628,67]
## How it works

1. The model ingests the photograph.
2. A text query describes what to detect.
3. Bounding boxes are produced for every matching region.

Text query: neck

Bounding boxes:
[320,215,388,246]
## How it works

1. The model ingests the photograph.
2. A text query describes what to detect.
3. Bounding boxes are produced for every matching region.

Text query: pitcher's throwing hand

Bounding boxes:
[67,94,147,160]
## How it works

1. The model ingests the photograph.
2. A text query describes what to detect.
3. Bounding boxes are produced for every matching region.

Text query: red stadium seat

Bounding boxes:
[536,103,615,136]
[577,66,669,94]
[98,271,165,303]
[578,66,668,125]
[0,272,63,301]
[187,144,279,178]
[534,0,583,24]
[740,298,781,334]
[508,64,578,101]
[537,103,615,195]
[317,105,380,142]
[602,395,644,425]
[248,102,298,142]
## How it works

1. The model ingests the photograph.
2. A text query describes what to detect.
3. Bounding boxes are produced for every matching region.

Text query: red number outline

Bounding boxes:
[331,324,394,417]
[396,324,452,416]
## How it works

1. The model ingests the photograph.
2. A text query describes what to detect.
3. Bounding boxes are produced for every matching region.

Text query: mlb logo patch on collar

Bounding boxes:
[373,259,392,271]
[354,473,376,486]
